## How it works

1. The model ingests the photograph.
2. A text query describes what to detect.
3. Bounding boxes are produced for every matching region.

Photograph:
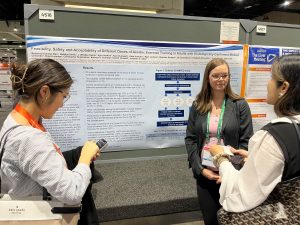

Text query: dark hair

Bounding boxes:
[194,58,241,113]
[10,59,73,105]
[272,54,300,116]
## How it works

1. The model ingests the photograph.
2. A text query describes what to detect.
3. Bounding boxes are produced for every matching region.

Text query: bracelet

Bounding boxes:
[212,153,230,168]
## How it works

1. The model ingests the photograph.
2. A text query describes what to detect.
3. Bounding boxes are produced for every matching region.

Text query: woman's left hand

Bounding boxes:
[230,147,248,159]
[209,144,224,156]
[93,152,101,161]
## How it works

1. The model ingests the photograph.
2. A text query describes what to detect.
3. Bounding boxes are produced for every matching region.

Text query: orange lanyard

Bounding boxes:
[14,104,46,131]
[14,104,63,156]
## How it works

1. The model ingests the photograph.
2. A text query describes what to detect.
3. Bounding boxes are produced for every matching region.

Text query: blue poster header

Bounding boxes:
[248,47,279,65]
[282,48,300,55]
[155,73,200,81]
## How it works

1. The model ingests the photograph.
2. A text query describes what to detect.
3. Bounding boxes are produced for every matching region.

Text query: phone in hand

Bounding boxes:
[96,139,108,151]
[229,155,244,165]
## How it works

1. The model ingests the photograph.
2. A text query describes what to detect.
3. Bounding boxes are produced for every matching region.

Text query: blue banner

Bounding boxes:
[282,48,300,55]
[155,73,200,81]
[248,47,279,65]
[158,110,184,118]
[157,121,188,127]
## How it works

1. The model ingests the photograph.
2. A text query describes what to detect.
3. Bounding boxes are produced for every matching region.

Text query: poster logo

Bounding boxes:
[267,54,277,63]
[248,47,279,65]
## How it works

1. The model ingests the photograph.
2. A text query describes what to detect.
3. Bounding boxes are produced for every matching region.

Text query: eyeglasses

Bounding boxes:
[210,73,229,80]
[63,94,71,104]
[60,91,71,104]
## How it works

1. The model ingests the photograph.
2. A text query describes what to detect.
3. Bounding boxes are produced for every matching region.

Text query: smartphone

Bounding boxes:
[96,139,108,151]
[229,155,244,165]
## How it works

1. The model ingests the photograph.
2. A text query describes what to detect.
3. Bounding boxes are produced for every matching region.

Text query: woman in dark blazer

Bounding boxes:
[185,58,253,225]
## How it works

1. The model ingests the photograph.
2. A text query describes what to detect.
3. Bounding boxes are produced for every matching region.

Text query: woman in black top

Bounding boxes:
[185,58,253,225]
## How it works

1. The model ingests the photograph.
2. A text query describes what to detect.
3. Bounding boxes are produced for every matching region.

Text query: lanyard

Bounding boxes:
[14,104,46,132]
[206,99,226,142]
[14,104,63,156]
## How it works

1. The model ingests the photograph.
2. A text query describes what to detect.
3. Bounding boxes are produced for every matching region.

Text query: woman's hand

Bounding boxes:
[216,177,222,184]
[209,144,224,156]
[79,141,100,165]
[201,168,220,182]
[230,147,248,158]
[92,152,101,161]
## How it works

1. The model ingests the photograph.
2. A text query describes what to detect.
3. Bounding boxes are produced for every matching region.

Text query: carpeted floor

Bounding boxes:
[93,157,200,222]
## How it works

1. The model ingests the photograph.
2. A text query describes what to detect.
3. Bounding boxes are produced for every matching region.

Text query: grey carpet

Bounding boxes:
[93,157,200,222]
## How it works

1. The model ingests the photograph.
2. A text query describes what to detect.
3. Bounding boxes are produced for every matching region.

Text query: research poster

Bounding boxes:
[246,46,280,99]
[247,99,277,132]
[27,36,245,151]
[246,46,300,132]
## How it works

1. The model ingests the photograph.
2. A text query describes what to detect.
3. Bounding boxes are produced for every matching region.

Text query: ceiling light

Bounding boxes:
[282,1,292,6]
[13,27,18,32]
[65,4,157,14]
[2,38,6,41]
[235,0,244,2]
[244,5,252,9]
[19,45,23,48]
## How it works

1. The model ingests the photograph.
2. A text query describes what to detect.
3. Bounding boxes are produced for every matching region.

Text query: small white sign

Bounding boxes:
[39,10,55,21]
[220,21,240,43]
[256,25,267,34]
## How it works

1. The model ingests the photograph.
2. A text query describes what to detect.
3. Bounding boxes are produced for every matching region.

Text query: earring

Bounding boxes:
[278,93,283,98]
[43,96,48,103]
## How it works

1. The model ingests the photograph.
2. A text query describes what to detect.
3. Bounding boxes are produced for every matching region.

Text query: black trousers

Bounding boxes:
[197,178,221,225]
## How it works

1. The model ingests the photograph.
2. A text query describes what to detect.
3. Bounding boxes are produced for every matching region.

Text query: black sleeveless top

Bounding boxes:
[262,121,300,181]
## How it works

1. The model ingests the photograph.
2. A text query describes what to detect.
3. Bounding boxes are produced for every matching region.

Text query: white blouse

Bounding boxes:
[0,114,91,205]
[219,115,300,212]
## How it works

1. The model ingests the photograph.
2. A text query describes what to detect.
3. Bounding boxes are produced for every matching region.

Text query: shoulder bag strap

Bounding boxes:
[0,125,82,213]
[0,125,22,166]
[261,122,290,161]
[0,126,52,199]
[262,122,297,179]
[0,125,22,193]
[291,119,300,146]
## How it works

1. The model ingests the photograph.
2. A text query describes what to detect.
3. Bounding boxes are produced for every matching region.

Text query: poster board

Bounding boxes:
[24,4,300,159]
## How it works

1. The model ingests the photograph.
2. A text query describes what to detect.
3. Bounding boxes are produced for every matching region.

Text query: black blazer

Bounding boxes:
[185,98,253,179]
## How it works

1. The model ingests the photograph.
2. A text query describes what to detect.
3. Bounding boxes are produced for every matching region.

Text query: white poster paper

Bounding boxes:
[246,46,280,99]
[27,36,244,151]
[247,99,277,132]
